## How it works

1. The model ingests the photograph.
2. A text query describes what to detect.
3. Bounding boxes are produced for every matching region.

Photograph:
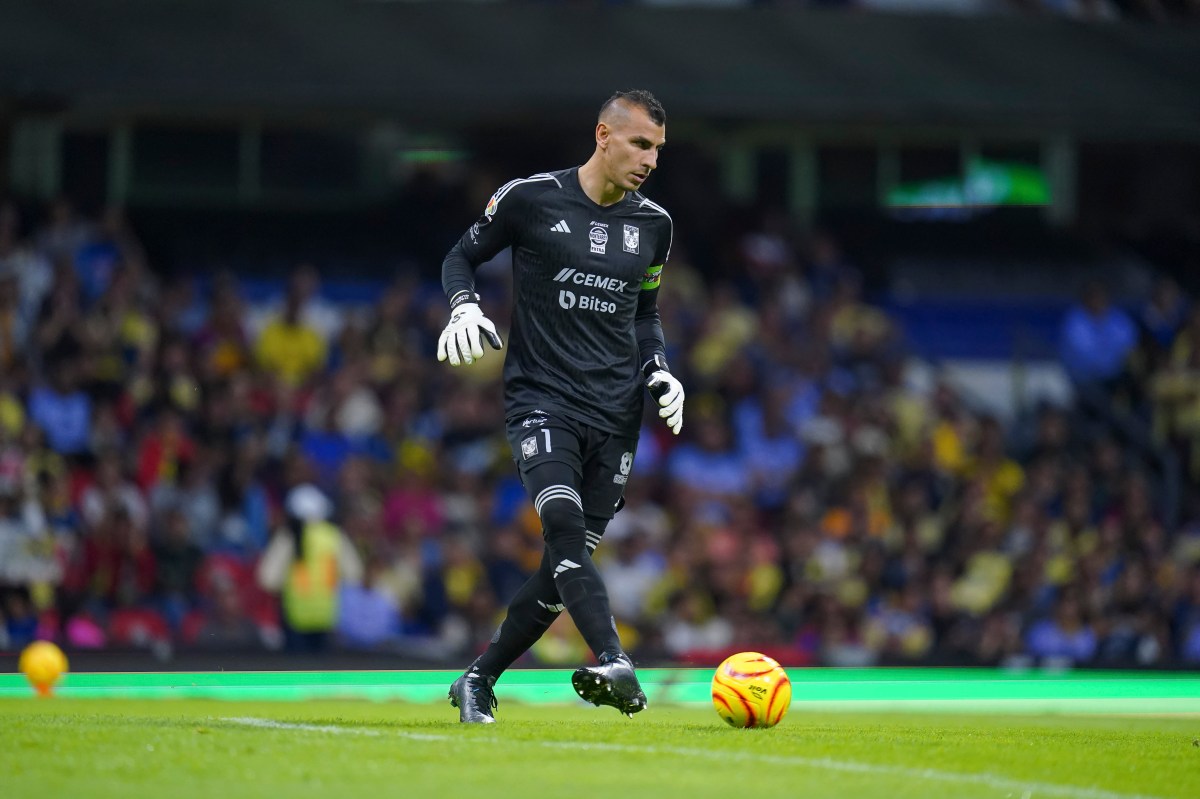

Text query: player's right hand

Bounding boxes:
[437,303,503,366]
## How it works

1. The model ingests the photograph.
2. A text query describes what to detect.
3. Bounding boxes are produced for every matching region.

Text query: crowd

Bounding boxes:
[1,193,1200,670]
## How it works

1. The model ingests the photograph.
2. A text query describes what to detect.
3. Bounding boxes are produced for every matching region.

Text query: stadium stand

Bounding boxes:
[1,184,1198,671]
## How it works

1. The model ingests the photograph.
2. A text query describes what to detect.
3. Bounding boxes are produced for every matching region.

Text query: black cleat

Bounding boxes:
[571,653,647,718]
[448,672,498,724]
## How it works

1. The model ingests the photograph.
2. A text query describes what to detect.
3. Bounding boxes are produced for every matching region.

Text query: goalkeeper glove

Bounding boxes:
[437,301,503,366]
[644,355,684,435]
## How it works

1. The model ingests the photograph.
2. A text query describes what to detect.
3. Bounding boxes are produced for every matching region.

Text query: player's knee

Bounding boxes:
[539,496,585,539]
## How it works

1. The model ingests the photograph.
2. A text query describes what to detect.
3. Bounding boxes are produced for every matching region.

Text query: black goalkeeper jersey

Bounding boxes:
[442,167,672,436]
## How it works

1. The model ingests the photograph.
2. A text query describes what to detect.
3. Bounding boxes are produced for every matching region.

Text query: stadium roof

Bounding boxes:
[2,1,1199,138]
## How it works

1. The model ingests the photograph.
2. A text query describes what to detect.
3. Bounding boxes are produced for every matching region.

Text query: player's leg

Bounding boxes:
[455,487,619,707]
[569,431,647,716]
[449,415,582,723]
[449,548,560,723]
[462,545,563,680]
[527,457,626,661]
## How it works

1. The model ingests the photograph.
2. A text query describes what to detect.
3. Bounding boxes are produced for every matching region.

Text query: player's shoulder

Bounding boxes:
[485,170,566,216]
[629,191,672,228]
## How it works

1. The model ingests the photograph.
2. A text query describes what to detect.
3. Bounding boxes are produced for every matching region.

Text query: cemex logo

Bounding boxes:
[552,268,628,293]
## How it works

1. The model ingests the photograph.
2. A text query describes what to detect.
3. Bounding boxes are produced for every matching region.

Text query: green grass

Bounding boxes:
[2,697,1197,799]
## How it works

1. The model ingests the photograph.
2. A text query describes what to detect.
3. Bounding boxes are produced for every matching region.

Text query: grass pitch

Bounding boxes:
[2,694,1198,799]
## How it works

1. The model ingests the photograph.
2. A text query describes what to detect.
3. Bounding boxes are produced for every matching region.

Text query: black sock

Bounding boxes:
[518,461,624,662]
[553,552,622,659]
[542,520,619,657]
[470,548,562,680]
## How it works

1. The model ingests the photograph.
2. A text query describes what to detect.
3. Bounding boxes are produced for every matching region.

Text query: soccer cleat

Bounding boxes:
[571,652,647,718]
[448,672,498,724]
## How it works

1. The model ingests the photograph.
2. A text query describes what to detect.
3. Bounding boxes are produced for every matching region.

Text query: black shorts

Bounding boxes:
[505,410,638,525]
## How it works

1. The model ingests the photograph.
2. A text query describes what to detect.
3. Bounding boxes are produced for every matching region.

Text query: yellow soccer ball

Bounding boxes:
[711,651,791,728]
[18,641,69,696]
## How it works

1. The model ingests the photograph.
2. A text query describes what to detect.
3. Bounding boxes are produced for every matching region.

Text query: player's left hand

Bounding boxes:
[647,370,684,435]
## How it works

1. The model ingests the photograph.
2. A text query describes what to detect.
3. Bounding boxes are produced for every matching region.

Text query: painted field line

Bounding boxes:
[220,716,1168,799]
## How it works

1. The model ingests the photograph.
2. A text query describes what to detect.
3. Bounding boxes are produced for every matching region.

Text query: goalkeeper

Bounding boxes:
[437,89,683,724]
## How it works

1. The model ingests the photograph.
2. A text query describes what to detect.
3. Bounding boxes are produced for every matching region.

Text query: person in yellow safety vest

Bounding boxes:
[256,484,363,652]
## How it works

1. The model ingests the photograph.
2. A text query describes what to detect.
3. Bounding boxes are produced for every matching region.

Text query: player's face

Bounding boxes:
[601,106,665,193]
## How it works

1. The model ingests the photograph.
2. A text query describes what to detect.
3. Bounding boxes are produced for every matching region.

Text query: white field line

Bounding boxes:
[221,716,1169,799]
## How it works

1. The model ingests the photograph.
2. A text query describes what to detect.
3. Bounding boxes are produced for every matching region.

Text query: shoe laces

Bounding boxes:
[470,675,498,712]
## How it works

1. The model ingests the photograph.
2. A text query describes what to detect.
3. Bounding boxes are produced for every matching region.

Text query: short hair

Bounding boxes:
[599,90,666,126]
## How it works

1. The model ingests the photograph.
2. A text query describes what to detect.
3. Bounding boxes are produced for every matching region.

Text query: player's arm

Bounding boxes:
[635,266,684,435]
[437,189,514,366]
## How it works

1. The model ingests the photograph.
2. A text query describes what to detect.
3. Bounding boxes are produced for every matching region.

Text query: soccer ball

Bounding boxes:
[711,651,791,728]
[18,640,68,696]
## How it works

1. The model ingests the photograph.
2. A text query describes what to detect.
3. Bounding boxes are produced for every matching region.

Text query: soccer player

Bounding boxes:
[438,90,684,723]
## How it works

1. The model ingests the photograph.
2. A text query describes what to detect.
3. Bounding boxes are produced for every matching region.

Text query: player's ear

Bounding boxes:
[596,122,609,149]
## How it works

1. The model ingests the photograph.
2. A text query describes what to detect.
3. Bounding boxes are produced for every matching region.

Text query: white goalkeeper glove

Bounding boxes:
[437,302,503,366]
[645,356,684,435]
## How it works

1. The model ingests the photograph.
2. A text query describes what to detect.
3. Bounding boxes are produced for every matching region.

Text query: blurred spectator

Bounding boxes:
[1025,591,1098,664]
[666,397,750,519]
[35,263,86,364]
[27,358,91,456]
[136,407,197,493]
[214,440,271,553]
[0,267,29,376]
[35,197,93,268]
[255,281,328,387]
[151,507,204,628]
[661,590,733,660]
[80,450,149,533]
[73,206,143,304]
[193,281,252,381]
[599,529,666,624]
[1058,282,1137,387]
[336,555,402,649]
[256,484,364,652]
[191,573,266,650]
[0,201,53,331]
[64,506,157,617]
[1139,276,1189,358]
[250,263,344,341]
[0,485,61,603]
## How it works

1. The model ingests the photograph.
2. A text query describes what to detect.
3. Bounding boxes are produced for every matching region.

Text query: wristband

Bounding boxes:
[642,353,669,381]
[448,291,479,311]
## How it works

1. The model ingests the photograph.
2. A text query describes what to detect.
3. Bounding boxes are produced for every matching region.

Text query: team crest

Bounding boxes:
[521,436,538,460]
[623,225,640,254]
[485,194,498,218]
[589,226,608,255]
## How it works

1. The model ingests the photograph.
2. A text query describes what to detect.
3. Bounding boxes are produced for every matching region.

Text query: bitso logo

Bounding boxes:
[589,226,608,254]
[558,289,615,314]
